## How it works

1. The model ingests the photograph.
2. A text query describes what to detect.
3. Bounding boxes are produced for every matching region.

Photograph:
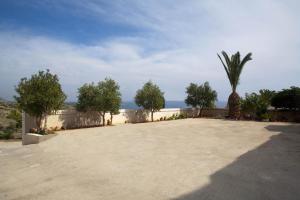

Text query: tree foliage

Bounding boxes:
[76,83,99,112]
[98,78,121,125]
[135,81,165,122]
[271,86,300,110]
[241,89,275,120]
[217,51,252,119]
[15,70,66,130]
[76,78,121,126]
[185,81,217,117]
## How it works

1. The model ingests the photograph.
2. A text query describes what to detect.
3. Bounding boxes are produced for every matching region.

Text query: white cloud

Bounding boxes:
[0,0,300,101]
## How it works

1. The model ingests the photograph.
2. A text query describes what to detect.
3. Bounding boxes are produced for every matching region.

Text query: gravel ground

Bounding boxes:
[1,118,300,200]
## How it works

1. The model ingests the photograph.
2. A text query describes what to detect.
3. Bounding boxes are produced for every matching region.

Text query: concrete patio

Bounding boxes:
[1,119,300,200]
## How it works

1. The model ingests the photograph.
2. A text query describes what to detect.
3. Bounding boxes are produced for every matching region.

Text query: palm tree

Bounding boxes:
[218,51,252,119]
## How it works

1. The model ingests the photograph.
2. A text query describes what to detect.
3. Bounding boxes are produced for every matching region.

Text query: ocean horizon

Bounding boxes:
[64,101,227,109]
[121,101,227,109]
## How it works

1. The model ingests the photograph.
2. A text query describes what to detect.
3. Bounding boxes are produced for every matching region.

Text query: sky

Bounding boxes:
[0,0,299,102]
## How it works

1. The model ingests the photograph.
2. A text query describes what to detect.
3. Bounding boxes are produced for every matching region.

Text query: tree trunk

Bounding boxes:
[35,116,42,131]
[228,91,240,119]
[44,114,47,130]
[151,111,154,122]
[102,113,105,126]
[110,113,113,125]
[198,108,203,118]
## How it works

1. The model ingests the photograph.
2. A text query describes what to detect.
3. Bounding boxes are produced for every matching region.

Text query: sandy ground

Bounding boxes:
[1,118,300,200]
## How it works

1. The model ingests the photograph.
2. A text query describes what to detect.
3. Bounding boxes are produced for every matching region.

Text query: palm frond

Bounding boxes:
[217,54,230,81]
[218,51,252,92]
[240,53,252,69]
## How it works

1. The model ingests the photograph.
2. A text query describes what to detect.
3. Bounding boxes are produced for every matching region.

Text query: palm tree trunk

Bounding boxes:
[228,91,240,119]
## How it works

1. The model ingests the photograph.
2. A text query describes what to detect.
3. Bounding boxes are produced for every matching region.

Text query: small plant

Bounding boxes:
[177,113,186,119]
[37,129,47,135]
[260,113,271,121]
[167,114,177,120]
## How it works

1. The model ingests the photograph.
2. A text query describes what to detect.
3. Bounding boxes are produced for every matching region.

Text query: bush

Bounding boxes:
[0,129,13,140]
[29,128,51,135]
[241,89,275,121]
[167,114,176,120]
[37,129,47,135]
[177,113,187,119]
[7,109,22,128]
[166,113,187,120]
[260,113,271,121]
[271,86,300,110]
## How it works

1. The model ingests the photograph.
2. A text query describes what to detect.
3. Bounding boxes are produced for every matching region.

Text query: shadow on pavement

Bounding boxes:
[173,123,300,200]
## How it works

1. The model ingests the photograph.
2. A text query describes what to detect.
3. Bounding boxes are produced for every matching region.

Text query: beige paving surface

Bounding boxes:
[1,119,300,200]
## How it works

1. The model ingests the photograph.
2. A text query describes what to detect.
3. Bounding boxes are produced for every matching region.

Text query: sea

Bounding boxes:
[65,101,227,109]
[121,101,227,109]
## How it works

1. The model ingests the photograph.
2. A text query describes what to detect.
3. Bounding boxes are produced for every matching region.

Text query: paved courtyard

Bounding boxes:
[1,119,300,200]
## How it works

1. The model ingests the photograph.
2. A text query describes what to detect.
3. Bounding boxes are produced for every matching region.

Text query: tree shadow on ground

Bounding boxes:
[123,109,149,123]
[59,110,102,129]
[173,123,300,200]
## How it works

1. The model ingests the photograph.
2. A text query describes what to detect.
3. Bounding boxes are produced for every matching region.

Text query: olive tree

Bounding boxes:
[98,78,121,125]
[185,81,217,117]
[135,81,165,122]
[15,70,66,131]
[76,78,121,126]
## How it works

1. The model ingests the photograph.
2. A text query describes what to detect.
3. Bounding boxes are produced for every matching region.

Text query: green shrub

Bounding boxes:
[7,109,22,128]
[260,113,271,121]
[271,86,300,110]
[177,113,186,119]
[0,129,13,140]
[241,89,275,121]
[37,129,47,135]
[167,114,176,120]
[166,113,187,120]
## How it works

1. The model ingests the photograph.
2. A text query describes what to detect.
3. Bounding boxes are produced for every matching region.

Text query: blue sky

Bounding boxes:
[0,0,299,101]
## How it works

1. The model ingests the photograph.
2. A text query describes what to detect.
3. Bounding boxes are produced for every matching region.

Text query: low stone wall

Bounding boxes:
[23,108,229,134]
[22,108,299,135]
[268,110,300,122]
